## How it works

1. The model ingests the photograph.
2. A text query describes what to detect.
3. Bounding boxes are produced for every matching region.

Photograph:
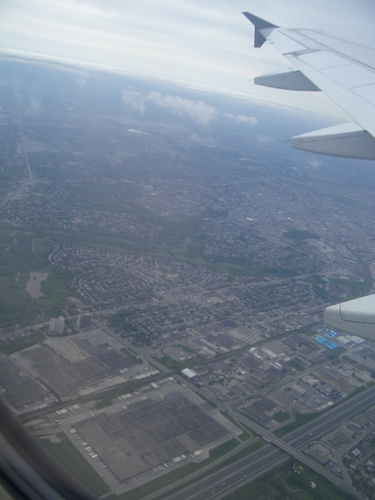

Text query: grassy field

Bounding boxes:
[223,459,356,500]
[36,271,71,317]
[38,433,110,496]
[274,413,318,438]
[0,222,78,327]
[273,411,290,424]
[152,353,199,370]
[238,410,267,429]
[120,347,143,364]
[93,381,151,410]
[289,359,306,372]
[301,275,332,301]
[301,328,318,337]
[32,237,48,259]
[114,439,240,500]
[0,331,45,354]
[283,228,319,246]
[221,412,252,441]
[156,441,264,500]
[0,274,39,326]
[328,277,367,301]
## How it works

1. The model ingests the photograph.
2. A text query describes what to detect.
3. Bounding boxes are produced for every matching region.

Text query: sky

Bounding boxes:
[1,0,375,118]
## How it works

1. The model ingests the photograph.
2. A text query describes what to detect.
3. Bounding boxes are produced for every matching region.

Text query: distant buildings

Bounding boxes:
[181,368,197,382]
[49,316,65,335]
[77,314,91,329]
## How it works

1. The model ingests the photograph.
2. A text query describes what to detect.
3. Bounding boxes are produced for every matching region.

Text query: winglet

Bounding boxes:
[242,12,278,47]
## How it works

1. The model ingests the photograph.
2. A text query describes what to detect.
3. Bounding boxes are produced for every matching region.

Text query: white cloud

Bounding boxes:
[122,90,146,113]
[257,134,275,144]
[24,97,40,115]
[225,113,257,126]
[146,92,218,126]
[307,158,323,169]
[121,90,260,127]
[122,90,218,126]
[75,77,87,88]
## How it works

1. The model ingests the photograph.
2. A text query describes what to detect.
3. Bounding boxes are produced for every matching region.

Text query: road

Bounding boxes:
[21,320,372,499]
[0,102,35,209]
[66,320,371,500]
[144,386,375,500]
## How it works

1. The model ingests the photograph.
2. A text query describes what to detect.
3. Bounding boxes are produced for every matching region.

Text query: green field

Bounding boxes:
[157,440,264,500]
[288,359,306,372]
[38,433,110,496]
[221,412,252,441]
[0,223,78,326]
[152,352,199,370]
[0,331,45,354]
[93,381,155,410]
[223,459,356,500]
[274,413,319,438]
[328,277,367,300]
[301,275,332,301]
[0,274,39,326]
[120,346,143,364]
[273,411,290,424]
[283,228,320,246]
[301,328,318,337]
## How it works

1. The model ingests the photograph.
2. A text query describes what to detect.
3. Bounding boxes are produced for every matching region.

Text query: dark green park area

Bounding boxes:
[283,228,320,246]
[0,331,45,354]
[328,277,366,300]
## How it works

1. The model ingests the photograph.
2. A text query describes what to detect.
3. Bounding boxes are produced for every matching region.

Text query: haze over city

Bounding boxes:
[1,0,375,114]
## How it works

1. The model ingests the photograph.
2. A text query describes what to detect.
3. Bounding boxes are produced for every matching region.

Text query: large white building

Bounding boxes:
[49,316,65,335]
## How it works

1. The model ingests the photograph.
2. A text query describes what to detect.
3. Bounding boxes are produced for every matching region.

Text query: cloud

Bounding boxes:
[122,90,146,113]
[122,90,218,126]
[307,158,323,169]
[147,92,218,126]
[225,113,257,126]
[24,97,40,115]
[75,77,87,88]
[121,90,259,127]
[257,134,275,144]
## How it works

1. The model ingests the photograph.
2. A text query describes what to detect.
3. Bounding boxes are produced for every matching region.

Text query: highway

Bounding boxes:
[0,103,35,209]
[145,386,375,500]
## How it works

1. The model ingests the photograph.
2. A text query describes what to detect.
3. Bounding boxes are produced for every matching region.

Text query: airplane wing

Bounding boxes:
[243,12,375,160]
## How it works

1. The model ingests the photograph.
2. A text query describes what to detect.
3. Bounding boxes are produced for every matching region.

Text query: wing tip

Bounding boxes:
[242,12,278,47]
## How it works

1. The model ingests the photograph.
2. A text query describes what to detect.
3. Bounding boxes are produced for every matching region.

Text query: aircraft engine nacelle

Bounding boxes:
[324,295,375,341]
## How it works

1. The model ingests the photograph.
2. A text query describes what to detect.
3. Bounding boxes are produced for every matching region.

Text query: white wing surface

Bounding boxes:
[324,295,375,341]
[243,12,375,160]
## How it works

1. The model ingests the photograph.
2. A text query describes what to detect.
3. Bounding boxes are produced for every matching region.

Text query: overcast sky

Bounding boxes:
[1,0,375,118]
